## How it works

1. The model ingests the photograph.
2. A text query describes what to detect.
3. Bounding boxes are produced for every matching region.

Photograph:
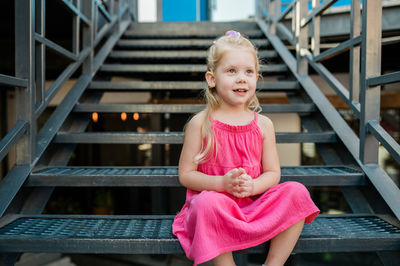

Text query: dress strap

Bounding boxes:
[254,112,258,123]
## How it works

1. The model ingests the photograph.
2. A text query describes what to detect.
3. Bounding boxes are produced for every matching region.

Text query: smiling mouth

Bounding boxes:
[233,89,247,92]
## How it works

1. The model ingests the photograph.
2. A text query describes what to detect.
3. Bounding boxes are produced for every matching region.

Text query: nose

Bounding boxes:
[236,72,246,82]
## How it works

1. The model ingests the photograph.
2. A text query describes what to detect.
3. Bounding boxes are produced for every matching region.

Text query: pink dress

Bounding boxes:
[172,113,319,265]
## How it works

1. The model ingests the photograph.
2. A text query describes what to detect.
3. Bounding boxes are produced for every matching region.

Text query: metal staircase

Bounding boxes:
[1,0,400,265]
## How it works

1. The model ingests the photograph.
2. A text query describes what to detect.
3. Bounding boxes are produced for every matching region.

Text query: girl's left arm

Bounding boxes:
[251,115,281,195]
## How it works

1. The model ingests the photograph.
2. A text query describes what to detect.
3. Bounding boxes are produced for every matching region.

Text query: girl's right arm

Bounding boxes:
[178,112,244,194]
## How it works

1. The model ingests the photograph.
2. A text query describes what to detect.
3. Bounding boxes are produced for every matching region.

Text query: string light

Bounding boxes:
[92,112,98,123]
[133,112,139,120]
[121,112,127,121]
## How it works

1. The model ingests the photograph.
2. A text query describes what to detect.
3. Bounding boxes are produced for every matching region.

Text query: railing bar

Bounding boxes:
[0,120,28,162]
[301,0,337,28]
[120,5,129,19]
[276,22,296,48]
[94,16,117,47]
[94,20,131,73]
[60,0,91,26]
[0,165,32,217]
[72,0,81,56]
[0,74,28,88]
[34,47,90,119]
[367,71,400,87]
[35,18,130,161]
[313,36,362,62]
[361,165,400,221]
[368,120,400,165]
[34,33,78,62]
[257,19,360,158]
[277,0,297,22]
[95,0,112,22]
[304,51,361,118]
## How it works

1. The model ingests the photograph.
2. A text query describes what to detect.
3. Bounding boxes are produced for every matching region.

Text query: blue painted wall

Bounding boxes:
[281,0,360,10]
[162,0,208,21]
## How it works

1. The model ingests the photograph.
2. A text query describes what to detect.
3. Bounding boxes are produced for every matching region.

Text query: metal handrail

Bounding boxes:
[0,0,136,217]
[256,0,400,219]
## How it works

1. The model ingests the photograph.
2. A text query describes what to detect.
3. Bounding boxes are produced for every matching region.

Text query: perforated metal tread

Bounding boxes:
[87,81,300,91]
[73,103,316,114]
[53,131,337,144]
[27,166,365,187]
[0,215,399,254]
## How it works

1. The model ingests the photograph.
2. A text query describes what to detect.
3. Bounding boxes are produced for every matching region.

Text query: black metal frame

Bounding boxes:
[256,0,400,219]
[0,0,137,217]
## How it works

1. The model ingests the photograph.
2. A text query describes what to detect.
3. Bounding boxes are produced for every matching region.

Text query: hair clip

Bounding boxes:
[225,30,241,38]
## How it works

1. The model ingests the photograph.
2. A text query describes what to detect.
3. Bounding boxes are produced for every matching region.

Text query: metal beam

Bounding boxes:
[367,120,400,165]
[0,121,28,163]
[300,0,337,28]
[367,71,400,87]
[313,36,361,63]
[0,74,28,88]
[59,0,91,25]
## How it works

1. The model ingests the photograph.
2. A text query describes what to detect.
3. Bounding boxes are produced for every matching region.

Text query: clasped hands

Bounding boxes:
[223,168,254,198]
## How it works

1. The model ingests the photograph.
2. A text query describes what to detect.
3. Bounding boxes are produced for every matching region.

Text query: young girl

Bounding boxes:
[172,30,319,266]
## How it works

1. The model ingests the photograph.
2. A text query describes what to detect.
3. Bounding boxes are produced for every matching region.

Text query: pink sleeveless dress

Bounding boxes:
[172,113,319,265]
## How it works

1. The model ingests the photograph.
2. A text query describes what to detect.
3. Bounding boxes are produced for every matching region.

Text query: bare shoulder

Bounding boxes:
[257,113,275,137]
[185,110,206,132]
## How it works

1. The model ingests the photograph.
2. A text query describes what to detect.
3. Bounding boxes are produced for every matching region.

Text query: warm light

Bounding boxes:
[92,112,98,123]
[121,112,127,121]
[133,112,139,120]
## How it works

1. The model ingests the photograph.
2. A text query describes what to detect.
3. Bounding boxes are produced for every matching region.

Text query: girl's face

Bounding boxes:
[206,48,258,109]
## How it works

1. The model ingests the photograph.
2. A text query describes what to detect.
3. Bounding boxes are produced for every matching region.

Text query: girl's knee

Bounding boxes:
[190,191,227,214]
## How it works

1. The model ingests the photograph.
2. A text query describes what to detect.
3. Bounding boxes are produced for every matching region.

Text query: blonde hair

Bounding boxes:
[193,31,262,164]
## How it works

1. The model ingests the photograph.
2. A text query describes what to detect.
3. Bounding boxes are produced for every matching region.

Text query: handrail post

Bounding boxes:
[82,1,94,75]
[15,0,35,165]
[296,0,308,75]
[360,0,382,164]
[349,0,361,104]
[311,0,320,56]
[269,0,276,34]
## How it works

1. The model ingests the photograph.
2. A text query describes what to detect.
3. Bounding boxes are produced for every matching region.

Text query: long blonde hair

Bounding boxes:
[193,30,262,164]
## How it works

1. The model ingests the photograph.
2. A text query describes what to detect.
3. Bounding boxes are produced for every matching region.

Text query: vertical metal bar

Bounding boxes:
[113,0,120,33]
[157,0,162,21]
[269,0,276,34]
[360,0,382,164]
[350,0,360,103]
[82,0,94,75]
[311,0,320,56]
[196,0,200,21]
[72,0,81,56]
[35,0,45,106]
[93,2,98,41]
[291,0,296,34]
[15,0,35,164]
[296,0,308,75]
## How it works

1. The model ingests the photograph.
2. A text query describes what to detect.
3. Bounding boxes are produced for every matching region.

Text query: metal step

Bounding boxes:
[1,214,399,254]
[27,166,365,187]
[108,50,277,60]
[100,64,288,74]
[88,81,300,91]
[73,103,316,114]
[53,131,337,144]
[123,29,265,39]
[115,39,269,49]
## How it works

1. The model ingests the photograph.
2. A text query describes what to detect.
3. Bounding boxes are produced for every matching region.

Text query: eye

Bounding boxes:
[227,68,236,73]
[246,69,254,74]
